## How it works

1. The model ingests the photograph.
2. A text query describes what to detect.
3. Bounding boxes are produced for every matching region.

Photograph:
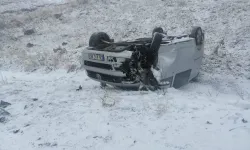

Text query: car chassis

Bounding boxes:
[80,26,205,90]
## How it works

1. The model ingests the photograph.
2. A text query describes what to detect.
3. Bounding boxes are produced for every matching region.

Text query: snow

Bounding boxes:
[1,0,250,149]
[151,67,162,83]
[1,71,250,150]
[0,0,67,13]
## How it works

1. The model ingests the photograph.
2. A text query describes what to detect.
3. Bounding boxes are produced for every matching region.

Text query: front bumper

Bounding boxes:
[81,48,138,87]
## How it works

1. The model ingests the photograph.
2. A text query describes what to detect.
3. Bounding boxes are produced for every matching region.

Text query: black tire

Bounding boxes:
[89,32,111,48]
[150,32,163,53]
[152,27,164,37]
[149,32,163,68]
[190,26,204,45]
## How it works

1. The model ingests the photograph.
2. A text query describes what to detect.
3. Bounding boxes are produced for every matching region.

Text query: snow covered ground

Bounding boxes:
[1,71,250,150]
[1,0,250,150]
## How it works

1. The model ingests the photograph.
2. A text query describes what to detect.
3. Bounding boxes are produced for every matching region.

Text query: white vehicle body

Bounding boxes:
[81,28,205,89]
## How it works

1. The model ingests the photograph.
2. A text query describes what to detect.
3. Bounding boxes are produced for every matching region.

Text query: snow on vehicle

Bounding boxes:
[80,26,205,90]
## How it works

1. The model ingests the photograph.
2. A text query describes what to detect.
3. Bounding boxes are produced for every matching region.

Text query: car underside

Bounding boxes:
[81,27,205,91]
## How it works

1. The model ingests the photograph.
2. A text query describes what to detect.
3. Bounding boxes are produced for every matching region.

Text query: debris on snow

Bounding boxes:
[93,136,102,139]
[242,119,248,123]
[62,42,68,46]
[24,105,28,109]
[24,123,31,127]
[0,117,7,123]
[0,108,10,116]
[92,136,112,143]
[23,29,35,35]
[206,121,212,125]
[13,129,20,134]
[76,85,82,91]
[38,142,57,147]
[236,63,242,67]
[54,13,62,19]
[26,43,34,48]
[103,136,112,143]
[32,98,38,101]
[0,100,11,108]
[53,46,67,54]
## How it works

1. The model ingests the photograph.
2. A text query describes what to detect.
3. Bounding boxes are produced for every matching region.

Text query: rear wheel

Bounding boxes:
[89,32,111,49]
[190,26,204,45]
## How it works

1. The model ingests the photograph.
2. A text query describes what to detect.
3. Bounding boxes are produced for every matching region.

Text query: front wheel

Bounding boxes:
[89,32,111,49]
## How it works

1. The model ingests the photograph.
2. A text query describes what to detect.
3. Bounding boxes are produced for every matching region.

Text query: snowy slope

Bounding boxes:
[1,70,250,150]
[0,0,250,77]
[1,0,250,150]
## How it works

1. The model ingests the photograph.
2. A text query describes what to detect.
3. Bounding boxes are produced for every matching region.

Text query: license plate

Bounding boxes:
[88,53,105,61]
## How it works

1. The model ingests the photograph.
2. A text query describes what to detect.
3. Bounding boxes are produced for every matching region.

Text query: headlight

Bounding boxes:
[107,56,117,62]
[107,56,127,63]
